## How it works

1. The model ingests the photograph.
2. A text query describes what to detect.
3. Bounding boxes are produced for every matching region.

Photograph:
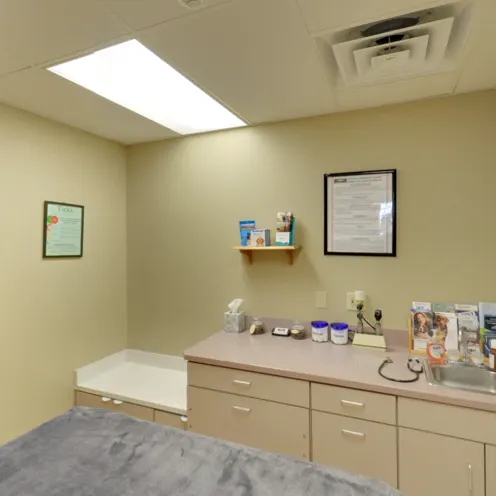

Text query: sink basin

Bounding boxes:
[425,361,496,395]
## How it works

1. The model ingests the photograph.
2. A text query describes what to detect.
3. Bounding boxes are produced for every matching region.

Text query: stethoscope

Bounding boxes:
[378,357,424,383]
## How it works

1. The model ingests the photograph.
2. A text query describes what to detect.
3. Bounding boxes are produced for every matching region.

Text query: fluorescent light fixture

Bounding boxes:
[48,39,246,135]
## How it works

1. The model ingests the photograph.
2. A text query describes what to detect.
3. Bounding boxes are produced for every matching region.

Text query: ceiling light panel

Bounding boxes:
[48,39,246,135]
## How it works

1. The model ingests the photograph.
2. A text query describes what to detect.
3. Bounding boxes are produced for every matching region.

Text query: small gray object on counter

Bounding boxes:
[0,408,399,496]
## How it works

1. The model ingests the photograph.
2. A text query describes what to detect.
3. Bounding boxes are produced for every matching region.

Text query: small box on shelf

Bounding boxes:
[250,229,271,247]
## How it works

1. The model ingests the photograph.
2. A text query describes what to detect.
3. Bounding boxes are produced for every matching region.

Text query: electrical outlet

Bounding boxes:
[346,292,357,311]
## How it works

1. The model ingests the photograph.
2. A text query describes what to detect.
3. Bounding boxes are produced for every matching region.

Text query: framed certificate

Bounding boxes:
[43,201,85,258]
[324,170,397,256]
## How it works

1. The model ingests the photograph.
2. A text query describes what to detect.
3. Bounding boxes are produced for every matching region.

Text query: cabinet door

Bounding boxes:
[399,428,484,496]
[487,445,496,496]
[188,386,309,460]
[312,411,397,488]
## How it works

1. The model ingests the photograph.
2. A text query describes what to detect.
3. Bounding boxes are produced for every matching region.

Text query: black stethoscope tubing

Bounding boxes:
[378,357,424,383]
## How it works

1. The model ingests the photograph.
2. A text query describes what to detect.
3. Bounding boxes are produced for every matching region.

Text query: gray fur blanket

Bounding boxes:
[0,407,399,495]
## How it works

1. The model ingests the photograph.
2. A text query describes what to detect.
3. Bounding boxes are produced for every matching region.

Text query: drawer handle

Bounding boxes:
[233,380,251,387]
[468,464,473,494]
[232,405,251,413]
[180,416,188,423]
[101,397,112,403]
[340,400,365,408]
[112,400,124,405]
[342,429,366,439]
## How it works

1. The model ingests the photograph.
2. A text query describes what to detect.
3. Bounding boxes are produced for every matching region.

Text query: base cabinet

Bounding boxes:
[154,410,188,430]
[398,427,485,496]
[75,391,154,421]
[487,445,496,496]
[312,411,397,488]
[75,391,187,428]
[185,361,496,494]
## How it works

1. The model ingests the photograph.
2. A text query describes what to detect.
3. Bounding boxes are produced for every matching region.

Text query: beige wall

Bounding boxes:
[127,91,496,355]
[0,104,127,443]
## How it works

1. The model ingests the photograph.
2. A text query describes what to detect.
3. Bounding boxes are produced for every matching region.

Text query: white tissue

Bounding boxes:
[228,298,244,313]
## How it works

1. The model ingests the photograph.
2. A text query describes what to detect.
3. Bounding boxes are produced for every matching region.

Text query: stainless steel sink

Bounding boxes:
[425,361,496,395]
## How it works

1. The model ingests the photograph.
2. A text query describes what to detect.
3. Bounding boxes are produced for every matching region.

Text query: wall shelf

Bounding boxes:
[231,245,301,265]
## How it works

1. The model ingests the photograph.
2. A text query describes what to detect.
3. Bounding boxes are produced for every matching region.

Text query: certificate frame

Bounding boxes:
[324,169,397,257]
[43,201,85,258]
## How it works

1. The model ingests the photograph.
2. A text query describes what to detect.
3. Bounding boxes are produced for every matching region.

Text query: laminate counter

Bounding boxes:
[184,330,496,413]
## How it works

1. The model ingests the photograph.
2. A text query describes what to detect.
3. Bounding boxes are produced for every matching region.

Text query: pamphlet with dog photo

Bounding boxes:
[432,303,458,351]
[410,302,434,353]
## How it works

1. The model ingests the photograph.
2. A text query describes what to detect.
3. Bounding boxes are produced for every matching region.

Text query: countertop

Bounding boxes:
[75,350,187,415]
[184,331,496,413]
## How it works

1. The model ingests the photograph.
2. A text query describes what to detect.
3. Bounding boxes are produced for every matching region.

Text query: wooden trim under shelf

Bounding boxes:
[231,245,301,265]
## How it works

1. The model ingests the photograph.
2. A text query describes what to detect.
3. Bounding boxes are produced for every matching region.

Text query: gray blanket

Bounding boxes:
[0,407,399,496]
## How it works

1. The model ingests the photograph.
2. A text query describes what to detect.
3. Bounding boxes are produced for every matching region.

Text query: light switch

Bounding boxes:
[316,291,327,309]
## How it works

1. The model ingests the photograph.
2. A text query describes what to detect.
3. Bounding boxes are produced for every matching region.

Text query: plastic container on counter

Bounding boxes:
[311,321,329,343]
[330,322,349,345]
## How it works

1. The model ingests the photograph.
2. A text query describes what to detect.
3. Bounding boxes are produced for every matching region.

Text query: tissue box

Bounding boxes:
[250,229,271,247]
[224,312,246,333]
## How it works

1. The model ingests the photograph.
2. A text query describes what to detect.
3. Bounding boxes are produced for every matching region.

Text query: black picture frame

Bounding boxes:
[43,201,85,258]
[324,169,397,257]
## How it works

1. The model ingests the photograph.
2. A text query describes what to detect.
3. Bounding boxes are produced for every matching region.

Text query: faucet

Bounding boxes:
[459,329,470,362]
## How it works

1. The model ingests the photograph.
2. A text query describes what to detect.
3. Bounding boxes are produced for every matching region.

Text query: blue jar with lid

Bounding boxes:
[311,320,329,343]
[330,322,349,345]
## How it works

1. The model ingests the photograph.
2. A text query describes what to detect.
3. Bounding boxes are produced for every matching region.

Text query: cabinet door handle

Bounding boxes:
[468,464,473,494]
[101,397,112,403]
[112,400,124,405]
[340,400,365,408]
[342,429,366,439]
[232,380,251,386]
[232,405,251,413]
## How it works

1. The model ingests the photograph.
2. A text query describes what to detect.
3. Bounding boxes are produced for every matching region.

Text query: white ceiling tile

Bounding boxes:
[140,0,336,124]
[335,72,457,111]
[0,68,178,144]
[100,0,232,30]
[0,0,491,144]
[0,0,131,76]
[455,0,496,93]
[296,0,459,34]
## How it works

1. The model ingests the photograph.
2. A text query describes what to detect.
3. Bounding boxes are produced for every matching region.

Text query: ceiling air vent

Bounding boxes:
[362,17,420,38]
[313,1,474,89]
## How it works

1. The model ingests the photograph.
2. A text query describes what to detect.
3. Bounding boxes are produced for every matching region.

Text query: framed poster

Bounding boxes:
[43,201,84,258]
[324,169,396,257]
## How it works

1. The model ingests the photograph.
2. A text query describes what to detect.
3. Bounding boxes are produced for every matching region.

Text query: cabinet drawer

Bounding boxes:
[398,397,496,444]
[154,410,187,430]
[75,391,154,422]
[311,383,396,425]
[188,362,309,407]
[312,411,397,488]
[188,386,309,460]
